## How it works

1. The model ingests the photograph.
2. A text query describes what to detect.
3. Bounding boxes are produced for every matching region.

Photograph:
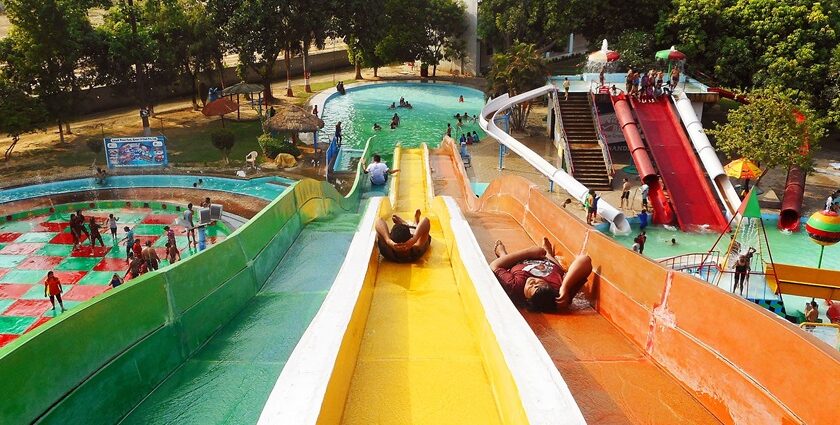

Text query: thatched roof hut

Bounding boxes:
[264,103,325,133]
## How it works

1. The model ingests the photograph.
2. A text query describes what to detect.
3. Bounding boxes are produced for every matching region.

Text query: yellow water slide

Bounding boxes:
[339,148,514,424]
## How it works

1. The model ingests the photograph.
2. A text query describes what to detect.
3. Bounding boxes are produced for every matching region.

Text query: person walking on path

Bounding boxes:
[620,178,631,209]
[108,214,119,240]
[120,226,135,263]
[585,190,599,226]
[142,241,160,271]
[44,271,66,313]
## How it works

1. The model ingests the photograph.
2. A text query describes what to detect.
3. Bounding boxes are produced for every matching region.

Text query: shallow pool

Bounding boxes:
[0,175,295,204]
[319,82,487,161]
[606,217,840,271]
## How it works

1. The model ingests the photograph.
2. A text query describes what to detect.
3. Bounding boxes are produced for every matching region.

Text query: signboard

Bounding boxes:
[104,136,168,168]
[594,99,627,147]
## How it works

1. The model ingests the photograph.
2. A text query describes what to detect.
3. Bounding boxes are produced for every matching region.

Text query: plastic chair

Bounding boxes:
[245,151,258,169]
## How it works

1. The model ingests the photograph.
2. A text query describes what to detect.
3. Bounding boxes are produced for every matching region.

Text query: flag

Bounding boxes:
[738,189,762,219]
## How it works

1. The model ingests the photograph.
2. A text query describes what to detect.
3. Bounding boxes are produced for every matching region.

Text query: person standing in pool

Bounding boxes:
[44,271,66,313]
[334,121,343,143]
[446,123,452,137]
[458,95,464,102]
[184,203,196,248]
[638,208,649,230]
[142,240,160,271]
[120,226,135,262]
[620,178,631,209]
[634,231,647,254]
[88,217,105,247]
[108,214,119,240]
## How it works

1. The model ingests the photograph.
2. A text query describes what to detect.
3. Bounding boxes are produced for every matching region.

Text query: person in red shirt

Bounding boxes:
[132,239,143,260]
[490,237,592,312]
[826,299,840,325]
[44,271,66,313]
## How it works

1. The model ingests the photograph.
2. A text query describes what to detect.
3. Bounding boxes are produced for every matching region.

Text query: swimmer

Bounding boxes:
[459,95,464,102]
[373,123,382,131]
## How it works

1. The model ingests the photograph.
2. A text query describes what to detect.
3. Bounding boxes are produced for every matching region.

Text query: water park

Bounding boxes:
[2,1,840,424]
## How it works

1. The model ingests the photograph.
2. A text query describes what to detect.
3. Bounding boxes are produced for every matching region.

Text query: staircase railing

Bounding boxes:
[658,251,720,282]
[551,89,574,175]
[589,91,615,185]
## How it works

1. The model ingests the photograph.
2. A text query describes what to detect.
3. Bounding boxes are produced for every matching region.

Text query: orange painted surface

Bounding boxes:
[430,138,840,424]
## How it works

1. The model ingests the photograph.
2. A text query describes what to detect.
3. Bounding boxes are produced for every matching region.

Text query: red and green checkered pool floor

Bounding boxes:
[0,206,230,348]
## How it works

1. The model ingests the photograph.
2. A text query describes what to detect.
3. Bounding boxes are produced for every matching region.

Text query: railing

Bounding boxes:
[551,89,574,175]
[799,323,840,350]
[589,91,615,183]
[658,251,721,281]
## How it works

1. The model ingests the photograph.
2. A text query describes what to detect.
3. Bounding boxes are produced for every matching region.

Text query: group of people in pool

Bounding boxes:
[372,113,401,131]
[388,97,413,110]
[375,209,593,312]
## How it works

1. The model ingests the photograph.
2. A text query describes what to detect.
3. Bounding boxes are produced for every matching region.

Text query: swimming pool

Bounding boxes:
[319,82,487,161]
[0,175,295,204]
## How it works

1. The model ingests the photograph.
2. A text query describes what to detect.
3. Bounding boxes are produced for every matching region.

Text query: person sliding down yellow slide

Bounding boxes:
[375,209,431,263]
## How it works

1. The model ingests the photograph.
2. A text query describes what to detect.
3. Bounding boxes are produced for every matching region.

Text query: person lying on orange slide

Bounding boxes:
[490,238,592,312]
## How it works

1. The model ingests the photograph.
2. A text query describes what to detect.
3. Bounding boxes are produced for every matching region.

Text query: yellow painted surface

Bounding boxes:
[339,149,507,425]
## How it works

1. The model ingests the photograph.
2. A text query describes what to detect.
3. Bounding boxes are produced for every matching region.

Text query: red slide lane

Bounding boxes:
[610,94,675,226]
[631,98,728,232]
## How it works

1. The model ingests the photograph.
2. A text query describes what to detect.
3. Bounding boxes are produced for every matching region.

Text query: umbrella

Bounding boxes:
[221,82,264,119]
[202,98,239,127]
[264,102,325,133]
[587,49,621,63]
[656,46,686,61]
[221,82,263,96]
[724,158,763,180]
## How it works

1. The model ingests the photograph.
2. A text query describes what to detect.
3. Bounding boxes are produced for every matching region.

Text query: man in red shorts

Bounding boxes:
[490,237,592,312]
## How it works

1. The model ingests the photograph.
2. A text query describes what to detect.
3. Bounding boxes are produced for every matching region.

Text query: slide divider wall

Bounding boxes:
[475,173,840,424]
[0,178,365,425]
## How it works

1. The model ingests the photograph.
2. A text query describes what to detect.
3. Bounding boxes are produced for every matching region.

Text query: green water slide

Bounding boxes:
[0,169,378,424]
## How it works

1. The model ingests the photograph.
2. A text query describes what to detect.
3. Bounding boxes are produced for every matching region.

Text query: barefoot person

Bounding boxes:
[44,271,66,313]
[375,209,431,263]
[88,217,105,247]
[490,238,593,312]
[184,203,196,247]
[363,154,400,186]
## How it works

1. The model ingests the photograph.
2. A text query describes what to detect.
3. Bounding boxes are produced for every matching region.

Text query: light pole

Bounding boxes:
[126,0,151,136]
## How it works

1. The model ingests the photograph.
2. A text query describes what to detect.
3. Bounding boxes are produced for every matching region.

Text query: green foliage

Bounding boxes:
[0,78,47,160]
[1,0,96,131]
[419,0,467,76]
[612,29,658,72]
[258,134,301,159]
[210,128,236,164]
[478,0,572,51]
[486,42,548,130]
[708,90,825,172]
[338,0,388,77]
[658,0,840,126]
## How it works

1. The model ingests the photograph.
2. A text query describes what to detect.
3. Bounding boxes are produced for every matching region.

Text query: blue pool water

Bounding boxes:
[0,175,295,204]
[319,82,487,160]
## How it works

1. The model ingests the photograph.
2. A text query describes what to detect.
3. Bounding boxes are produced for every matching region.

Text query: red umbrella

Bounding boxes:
[605,50,621,62]
[202,98,239,127]
[655,46,686,61]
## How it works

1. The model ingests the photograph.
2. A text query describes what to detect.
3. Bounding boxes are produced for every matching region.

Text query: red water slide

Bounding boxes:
[610,94,675,226]
[630,97,728,232]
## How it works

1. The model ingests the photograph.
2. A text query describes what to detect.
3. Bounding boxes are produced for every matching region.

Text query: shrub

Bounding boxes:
[210,128,236,164]
[86,138,103,154]
[258,133,300,159]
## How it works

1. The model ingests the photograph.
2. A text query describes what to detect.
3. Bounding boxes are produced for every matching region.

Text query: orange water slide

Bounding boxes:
[430,137,840,424]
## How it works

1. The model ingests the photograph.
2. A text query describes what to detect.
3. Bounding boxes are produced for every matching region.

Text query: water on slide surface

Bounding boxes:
[340,150,504,424]
[119,214,359,424]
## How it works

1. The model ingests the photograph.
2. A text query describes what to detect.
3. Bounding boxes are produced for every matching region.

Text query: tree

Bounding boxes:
[226,0,291,102]
[210,128,236,164]
[707,90,825,173]
[486,42,549,131]
[477,0,571,51]
[658,0,840,126]
[294,0,334,92]
[338,0,387,79]
[2,0,98,143]
[420,0,467,77]
[611,29,658,73]
[0,78,48,161]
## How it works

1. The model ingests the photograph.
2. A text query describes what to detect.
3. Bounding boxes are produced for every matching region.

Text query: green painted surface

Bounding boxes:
[0,299,15,313]
[0,316,36,334]
[132,224,168,236]
[42,301,82,317]
[77,271,117,285]
[0,255,26,268]
[121,222,356,424]
[35,244,74,257]
[0,222,35,233]
[54,257,100,271]
[2,270,45,284]
[14,232,57,243]
[21,285,45,300]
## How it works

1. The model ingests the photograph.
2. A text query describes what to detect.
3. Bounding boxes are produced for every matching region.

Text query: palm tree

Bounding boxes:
[485,42,549,131]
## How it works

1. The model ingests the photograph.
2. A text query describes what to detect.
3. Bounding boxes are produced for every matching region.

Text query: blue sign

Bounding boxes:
[104,136,168,168]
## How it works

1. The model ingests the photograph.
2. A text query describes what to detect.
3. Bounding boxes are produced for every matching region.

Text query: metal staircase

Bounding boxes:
[557,93,612,190]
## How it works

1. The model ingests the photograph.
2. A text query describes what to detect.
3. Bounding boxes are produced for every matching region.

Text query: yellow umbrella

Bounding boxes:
[724,158,763,180]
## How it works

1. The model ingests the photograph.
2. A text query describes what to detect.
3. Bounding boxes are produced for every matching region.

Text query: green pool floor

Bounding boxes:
[119,215,359,424]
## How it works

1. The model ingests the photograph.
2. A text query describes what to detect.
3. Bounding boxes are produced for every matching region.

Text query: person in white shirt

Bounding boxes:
[640,182,650,209]
[363,154,400,186]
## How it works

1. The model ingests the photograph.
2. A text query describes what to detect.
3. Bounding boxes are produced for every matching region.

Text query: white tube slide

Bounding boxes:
[480,84,631,234]
[672,92,741,217]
